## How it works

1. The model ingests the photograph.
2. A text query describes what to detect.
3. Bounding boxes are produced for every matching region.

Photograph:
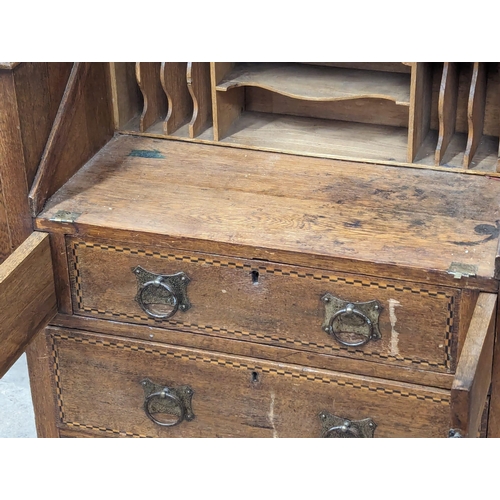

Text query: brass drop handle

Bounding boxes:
[319,411,376,438]
[321,293,382,347]
[133,266,191,319]
[141,379,195,427]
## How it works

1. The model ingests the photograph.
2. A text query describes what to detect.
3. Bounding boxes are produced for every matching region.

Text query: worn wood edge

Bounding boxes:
[28,62,90,216]
[0,232,57,377]
[34,219,499,293]
[216,63,411,105]
[217,81,411,105]
[0,232,47,281]
[451,293,496,436]
[487,298,500,436]
[117,129,500,179]
[51,314,456,390]
[26,330,60,437]
[49,233,72,314]
[0,62,21,70]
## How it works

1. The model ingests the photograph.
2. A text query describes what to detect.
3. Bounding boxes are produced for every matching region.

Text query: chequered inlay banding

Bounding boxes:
[70,241,456,370]
[51,331,451,438]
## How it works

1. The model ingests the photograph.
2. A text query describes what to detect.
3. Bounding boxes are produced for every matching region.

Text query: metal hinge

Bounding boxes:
[49,210,82,223]
[447,262,477,280]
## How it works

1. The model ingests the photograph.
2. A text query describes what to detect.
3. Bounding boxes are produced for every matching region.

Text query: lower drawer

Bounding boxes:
[46,326,459,438]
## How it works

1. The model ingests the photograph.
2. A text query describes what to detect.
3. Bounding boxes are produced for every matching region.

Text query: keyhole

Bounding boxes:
[251,270,259,285]
[251,371,259,383]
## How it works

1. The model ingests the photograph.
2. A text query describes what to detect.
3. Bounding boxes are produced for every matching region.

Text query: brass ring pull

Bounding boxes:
[141,379,195,428]
[319,411,376,438]
[328,303,373,347]
[321,294,382,347]
[133,267,191,320]
[138,277,178,319]
[144,387,185,427]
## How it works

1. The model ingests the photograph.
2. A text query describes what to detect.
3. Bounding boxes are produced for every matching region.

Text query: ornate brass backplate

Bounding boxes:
[319,411,376,438]
[133,266,191,319]
[321,293,382,347]
[141,378,195,427]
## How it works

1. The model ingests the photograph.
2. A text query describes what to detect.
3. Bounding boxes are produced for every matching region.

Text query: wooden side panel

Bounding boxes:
[13,62,72,187]
[109,62,142,129]
[49,327,451,438]
[486,296,500,436]
[211,63,244,141]
[451,293,496,437]
[26,330,60,437]
[408,62,433,162]
[0,69,32,258]
[28,62,114,216]
[0,232,57,378]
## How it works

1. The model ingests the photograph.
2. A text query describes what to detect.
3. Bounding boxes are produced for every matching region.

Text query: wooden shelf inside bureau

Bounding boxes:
[35,135,500,290]
[216,63,412,105]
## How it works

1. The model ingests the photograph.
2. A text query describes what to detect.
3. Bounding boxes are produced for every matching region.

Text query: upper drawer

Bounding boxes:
[67,238,461,374]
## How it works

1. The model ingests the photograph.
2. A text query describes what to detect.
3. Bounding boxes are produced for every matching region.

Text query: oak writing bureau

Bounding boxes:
[1,62,500,437]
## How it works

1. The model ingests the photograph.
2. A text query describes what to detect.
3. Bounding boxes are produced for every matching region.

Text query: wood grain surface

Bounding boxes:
[451,293,496,437]
[217,63,412,105]
[0,232,56,378]
[47,327,453,438]
[29,63,114,216]
[51,313,456,389]
[67,237,460,374]
[0,69,32,259]
[35,135,500,290]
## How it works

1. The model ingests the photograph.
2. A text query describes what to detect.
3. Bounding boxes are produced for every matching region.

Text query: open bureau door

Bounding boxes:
[0,232,57,378]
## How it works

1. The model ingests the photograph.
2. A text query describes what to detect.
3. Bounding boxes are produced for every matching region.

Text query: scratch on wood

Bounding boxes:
[268,391,278,438]
[388,298,402,356]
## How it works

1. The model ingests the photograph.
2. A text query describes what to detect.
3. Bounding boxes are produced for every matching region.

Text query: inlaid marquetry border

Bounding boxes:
[50,331,451,438]
[69,240,456,371]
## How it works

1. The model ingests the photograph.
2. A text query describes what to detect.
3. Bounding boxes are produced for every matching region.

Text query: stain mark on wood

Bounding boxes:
[344,220,362,228]
[449,221,500,246]
[128,149,165,159]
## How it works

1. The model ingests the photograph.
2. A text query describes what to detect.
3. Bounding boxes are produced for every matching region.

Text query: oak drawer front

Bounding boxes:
[48,327,452,438]
[68,239,460,374]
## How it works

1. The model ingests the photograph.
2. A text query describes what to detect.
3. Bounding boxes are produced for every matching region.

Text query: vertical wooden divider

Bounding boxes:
[407,62,433,162]
[160,62,192,135]
[464,62,487,168]
[109,63,143,129]
[187,62,212,138]
[435,62,459,165]
[211,63,244,141]
[136,63,168,132]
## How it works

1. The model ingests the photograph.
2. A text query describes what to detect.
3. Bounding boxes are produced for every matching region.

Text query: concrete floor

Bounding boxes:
[0,354,37,438]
